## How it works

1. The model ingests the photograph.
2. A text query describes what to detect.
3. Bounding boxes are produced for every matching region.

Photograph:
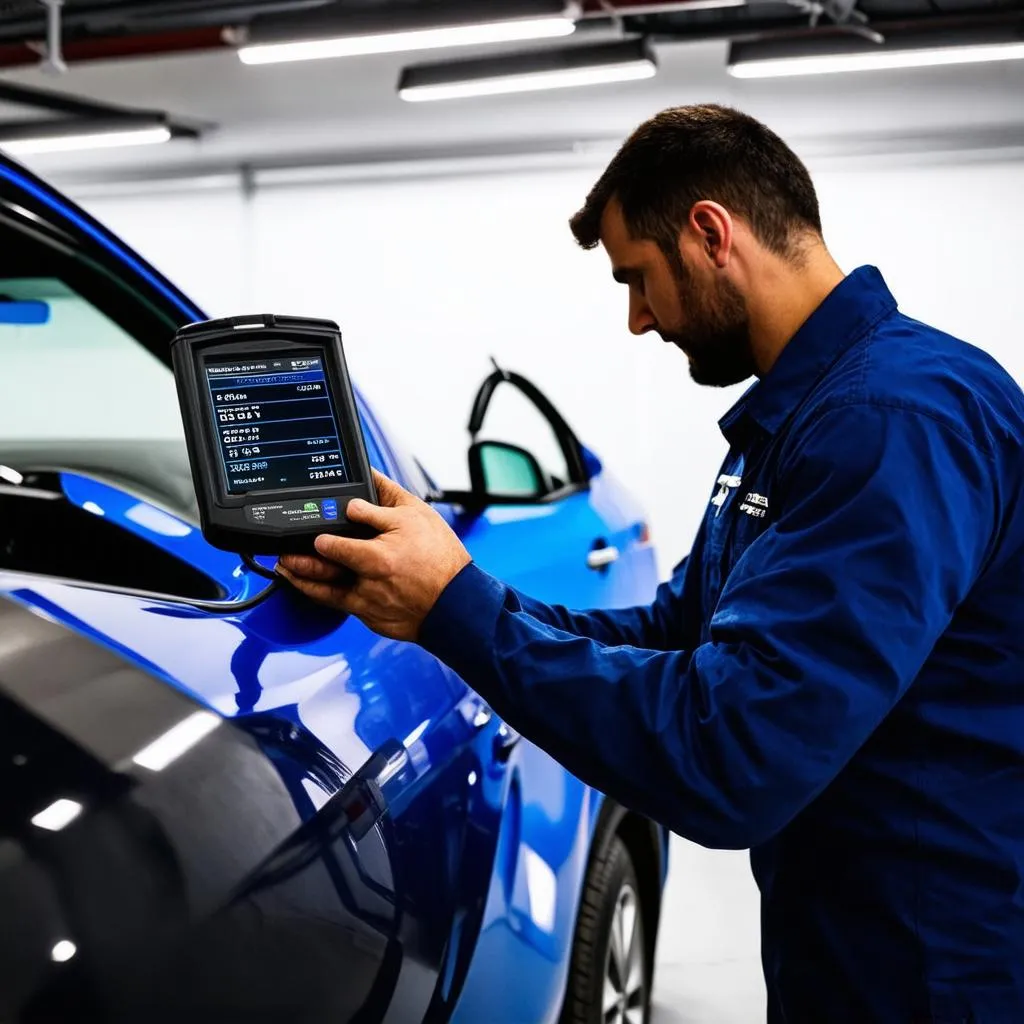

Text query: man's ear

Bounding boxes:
[689,201,733,269]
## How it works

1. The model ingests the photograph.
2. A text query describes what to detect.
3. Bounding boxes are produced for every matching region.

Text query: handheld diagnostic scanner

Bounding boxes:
[171,314,377,555]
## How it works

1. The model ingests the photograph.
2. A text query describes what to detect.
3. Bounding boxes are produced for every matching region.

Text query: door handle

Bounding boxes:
[586,545,620,571]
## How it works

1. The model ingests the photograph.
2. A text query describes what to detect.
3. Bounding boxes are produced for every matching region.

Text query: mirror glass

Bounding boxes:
[477,442,545,499]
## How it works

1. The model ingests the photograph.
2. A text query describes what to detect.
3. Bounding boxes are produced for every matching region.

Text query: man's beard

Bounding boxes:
[660,265,756,388]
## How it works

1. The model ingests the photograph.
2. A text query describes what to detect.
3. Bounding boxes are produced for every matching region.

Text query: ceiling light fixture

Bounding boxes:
[728,30,1024,79]
[399,38,657,102]
[239,15,576,66]
[0,126,172,156]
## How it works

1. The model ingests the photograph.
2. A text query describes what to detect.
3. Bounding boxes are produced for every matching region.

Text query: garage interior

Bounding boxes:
[0,1,1021,1021]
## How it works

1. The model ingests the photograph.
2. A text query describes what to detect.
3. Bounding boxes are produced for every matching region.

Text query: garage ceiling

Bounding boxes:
[0,0,1020,182]
[0,0,1020,62]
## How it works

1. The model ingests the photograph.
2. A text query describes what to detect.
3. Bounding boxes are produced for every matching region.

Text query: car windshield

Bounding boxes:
[0,195,204,519]
[0,276,183,442]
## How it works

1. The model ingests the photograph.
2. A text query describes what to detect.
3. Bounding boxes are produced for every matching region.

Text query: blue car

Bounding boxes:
[0,154,667,1024]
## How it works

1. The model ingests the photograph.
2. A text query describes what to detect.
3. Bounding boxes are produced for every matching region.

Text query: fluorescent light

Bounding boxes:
[402,59,655,101]
[132,711,221,772]
[1,126,172,156]
[399,39,658,102]
[729,40,1024,79]
[239,16,575,65]
[51,941,77,963]
[604,0,741,9]
[31,798,83,832]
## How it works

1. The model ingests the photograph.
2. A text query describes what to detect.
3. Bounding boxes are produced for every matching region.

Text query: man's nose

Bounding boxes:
[628,295,657,337]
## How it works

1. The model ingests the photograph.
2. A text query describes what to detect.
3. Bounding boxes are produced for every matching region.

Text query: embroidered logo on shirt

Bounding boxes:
[739,492,769,518]
[711,474,742,516]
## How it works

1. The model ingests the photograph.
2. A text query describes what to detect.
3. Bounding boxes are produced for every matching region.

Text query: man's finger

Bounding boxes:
[313,532,389,577]
[371,469,418,508]
[277,554,348,582]
[280,571,356,613]
[345,498,402,532]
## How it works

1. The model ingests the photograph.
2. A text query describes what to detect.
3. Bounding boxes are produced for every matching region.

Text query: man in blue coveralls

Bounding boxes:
[279,105,1024,1021]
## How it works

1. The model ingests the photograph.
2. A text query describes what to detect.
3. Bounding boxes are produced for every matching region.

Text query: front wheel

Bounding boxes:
[562,835,649,1024]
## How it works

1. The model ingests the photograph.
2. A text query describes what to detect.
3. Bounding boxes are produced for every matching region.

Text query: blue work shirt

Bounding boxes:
[420,266,1024,1022]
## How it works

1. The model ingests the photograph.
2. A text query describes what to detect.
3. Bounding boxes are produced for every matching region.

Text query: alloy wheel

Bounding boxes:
[602,883,645,1024]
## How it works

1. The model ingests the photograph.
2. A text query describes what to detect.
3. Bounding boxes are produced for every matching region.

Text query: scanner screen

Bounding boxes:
[205,352,350,495]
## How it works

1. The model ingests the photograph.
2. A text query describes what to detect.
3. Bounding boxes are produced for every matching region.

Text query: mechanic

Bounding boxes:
[278,105,1024,1022]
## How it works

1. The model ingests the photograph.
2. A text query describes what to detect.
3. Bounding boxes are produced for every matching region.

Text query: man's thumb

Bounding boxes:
[371,469,416,508]
[345,498,399,531]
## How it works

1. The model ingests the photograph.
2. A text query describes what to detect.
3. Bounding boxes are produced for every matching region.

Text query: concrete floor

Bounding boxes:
[650,838,767,1024]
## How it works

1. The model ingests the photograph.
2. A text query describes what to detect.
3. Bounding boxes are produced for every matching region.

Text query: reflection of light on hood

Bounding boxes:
[132,711,221,771]
[403,719,429,748]
[31,798,83,832]
[51,940,77,963]
[125,503,193,538]
[0,464,24,485]
[523,845,557,934]
[82,501,105,517]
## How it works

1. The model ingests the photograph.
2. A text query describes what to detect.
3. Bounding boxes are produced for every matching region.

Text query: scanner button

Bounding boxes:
[321,499,339,521]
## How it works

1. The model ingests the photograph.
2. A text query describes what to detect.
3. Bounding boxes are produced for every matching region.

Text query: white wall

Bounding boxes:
[77,152,1024,578]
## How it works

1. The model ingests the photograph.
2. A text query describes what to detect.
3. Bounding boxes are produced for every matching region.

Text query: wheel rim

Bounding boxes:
[602,883,645,1024]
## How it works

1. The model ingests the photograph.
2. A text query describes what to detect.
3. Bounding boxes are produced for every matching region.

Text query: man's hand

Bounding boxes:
[276,470,471,643]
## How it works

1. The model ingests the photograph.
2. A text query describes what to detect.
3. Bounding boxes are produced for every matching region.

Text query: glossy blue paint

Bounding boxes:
[0,155,665,1022]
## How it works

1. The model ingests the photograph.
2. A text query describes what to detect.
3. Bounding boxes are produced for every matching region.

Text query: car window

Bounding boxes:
[0,277,183,443]
[478,383,571,491]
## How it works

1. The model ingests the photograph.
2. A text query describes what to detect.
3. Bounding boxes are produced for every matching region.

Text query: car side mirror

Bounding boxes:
[469,441,547,501]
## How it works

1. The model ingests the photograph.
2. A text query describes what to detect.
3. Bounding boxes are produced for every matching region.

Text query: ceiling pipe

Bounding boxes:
[631,7,1024,44]
[0,1,330,36]
[0,0,1017,69]
[579,0,742,13]
[38,0,66,74]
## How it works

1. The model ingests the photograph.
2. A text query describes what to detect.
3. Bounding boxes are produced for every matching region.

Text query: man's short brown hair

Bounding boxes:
[570,104,822,263]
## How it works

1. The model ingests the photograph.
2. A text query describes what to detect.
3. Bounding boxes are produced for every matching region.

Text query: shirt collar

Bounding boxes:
[718,265,898,446]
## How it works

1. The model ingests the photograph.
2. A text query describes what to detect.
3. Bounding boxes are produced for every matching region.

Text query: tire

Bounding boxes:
[562,834,650,1024]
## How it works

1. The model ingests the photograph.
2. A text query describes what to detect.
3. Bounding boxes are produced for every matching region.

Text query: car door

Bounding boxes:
[423,368,658,1024]
[0,156,514,1021]
[438,364,653,611]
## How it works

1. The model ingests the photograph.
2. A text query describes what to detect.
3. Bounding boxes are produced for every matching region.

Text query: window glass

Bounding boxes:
[0,277,183,442]
[480,384,571,491]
